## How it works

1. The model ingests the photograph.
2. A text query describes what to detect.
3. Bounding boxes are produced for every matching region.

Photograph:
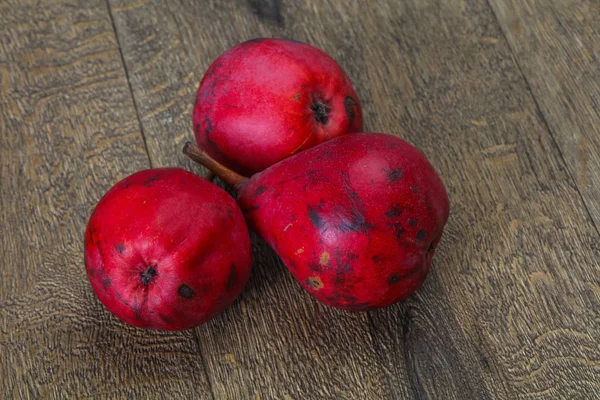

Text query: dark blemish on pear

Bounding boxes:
[372,255,385,265]
[344,96,357,124]
[409,218,418,227]
[309,263,322,272]
[411,185,419,194]
[159,313,174,323]
[383,167,403,182]
[307,206,326,230]
[116,244,125,254]
[390,222,405,240]
[203,116,221,154]
[115,291,138,315]
[336,206,374,234]
[178,284,195,299]
[143,175,160,187]
[388,273,400,285]
[340,293,359,304]
[416,229,426,241]
[102,276,111,289]
[254,186,268,197]
[226,263,236,292]
[385,204,403,218]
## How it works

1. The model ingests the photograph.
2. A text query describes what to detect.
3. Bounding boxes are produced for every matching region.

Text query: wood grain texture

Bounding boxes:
[0,0,212,397]
[109,0,600,399]
[490,0,600,231]
[2,0,599,398]
[353,1,600,398]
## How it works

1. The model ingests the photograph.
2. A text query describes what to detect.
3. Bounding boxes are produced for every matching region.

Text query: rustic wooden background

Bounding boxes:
[1,0,599,398]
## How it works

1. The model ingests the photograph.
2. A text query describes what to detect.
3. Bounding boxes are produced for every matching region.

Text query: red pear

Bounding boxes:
[193,38,363,176]
[84,168,252,330]
[184,133,449,311]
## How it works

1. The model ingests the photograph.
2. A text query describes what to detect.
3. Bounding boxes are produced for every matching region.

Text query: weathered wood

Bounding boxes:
[2,0,600,398]
[0,0,212,397]
[490,0,600,231]
[352,1,600,398]
[109,0,600,398]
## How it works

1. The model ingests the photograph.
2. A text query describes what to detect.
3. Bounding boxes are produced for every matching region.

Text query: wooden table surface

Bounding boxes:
[1,0,599,398]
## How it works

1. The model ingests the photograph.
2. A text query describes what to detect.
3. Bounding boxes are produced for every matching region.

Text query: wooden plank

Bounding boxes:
[490,0,600,230]
[352,1,600,398]
[107,0,401,398]
[0,0,212,397]
[109,0,600,398]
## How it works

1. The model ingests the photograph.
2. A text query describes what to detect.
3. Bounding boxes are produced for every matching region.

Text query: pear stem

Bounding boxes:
[183,142,249,188]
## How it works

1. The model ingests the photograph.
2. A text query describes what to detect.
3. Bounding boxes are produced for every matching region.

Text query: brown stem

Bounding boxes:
[183,142,249,188]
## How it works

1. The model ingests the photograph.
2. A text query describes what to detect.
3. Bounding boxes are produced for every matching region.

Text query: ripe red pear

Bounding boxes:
[193,38,363,176]
[184,133,449,311]
[84,168,252,330]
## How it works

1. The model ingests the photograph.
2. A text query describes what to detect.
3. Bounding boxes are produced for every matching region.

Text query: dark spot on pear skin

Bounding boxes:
[254,186,267,197]
[340,293,359,304]
[143,175,161,187]
[178,284,195,299]
[115,291,138,316]
[344,96,357,124]
[417,229,426,241]
[102,276,111,288]
[309,263,322,272]
[337,173,374,234]
[390,222,405,240]
[226,263,236,292]
[336,206,374,234]
[308,206,326,230]
[385,204,403,218]
[388,273,400,285]
[116,244,125,254]
[409,218,418,227]
[159,313,174,323]
[372,255,385,265]
[383,168,403,182]
[412,185,419,194]
[334,270,348,285]
[203,116,221,155]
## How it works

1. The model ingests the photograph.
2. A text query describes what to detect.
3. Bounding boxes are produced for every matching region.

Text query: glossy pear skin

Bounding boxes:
[237,133,449,310]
